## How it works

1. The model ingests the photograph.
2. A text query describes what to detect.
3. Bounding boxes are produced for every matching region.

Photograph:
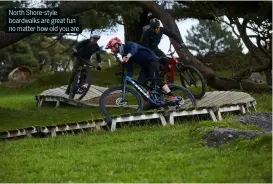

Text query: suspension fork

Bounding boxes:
[121,75,127,101]
[176,63,194,86]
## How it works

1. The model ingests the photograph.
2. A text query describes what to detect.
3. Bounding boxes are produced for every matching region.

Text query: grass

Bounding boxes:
[0,68,272,182]
[0,64,145,131]
[0,124,271,182]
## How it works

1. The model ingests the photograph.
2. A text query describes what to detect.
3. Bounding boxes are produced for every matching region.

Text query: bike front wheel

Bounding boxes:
[78,75,92,101]
[99,86,143,122]
[69,73,80,100]
[177,64,206,99]
[164,83,197,108]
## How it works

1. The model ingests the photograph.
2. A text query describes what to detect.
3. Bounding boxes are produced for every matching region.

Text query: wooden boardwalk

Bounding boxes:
[35,85,108,107]
[0,85,257,140]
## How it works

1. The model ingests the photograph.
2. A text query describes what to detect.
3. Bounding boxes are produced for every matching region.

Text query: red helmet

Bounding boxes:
[105,37,122,49]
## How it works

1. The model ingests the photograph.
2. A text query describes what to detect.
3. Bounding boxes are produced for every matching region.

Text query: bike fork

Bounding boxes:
[121,78,127,102]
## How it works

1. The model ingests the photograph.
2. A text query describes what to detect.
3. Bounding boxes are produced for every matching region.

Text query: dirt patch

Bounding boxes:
[84,93,120,105]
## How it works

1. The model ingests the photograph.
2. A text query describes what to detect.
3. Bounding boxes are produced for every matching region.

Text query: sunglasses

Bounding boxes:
[153,26,160,31]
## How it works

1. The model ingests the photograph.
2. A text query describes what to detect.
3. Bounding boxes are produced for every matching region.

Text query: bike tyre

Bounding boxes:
[99,86,143,123]
[78,75,92,101]
[177,64,206,99]
[168,83,197,107]
[69,73,80,99]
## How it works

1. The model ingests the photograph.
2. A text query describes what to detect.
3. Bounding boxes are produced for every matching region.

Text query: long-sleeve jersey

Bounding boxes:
[119,41,158,77]
[140,27,182,51]
[74,39,101,63]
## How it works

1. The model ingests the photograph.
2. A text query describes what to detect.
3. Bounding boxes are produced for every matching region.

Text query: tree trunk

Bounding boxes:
[0,1,270,92]
[124,20,142,43]
[134,1,271,92]
[209,77,271,92]
[134,1,215,80]
[123,10,149,43]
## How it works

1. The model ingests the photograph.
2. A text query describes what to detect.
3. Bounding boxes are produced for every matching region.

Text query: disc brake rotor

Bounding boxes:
[116,97,127,106]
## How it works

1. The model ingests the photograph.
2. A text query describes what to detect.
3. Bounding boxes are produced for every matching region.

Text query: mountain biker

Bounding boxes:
[65,35,102,95]
[105,37,182,105]
[140,18,185,67]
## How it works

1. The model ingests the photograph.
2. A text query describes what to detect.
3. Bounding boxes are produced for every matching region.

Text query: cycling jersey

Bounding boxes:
[140,27,182,51]
[119,41,159,77]
[74,39,101,63]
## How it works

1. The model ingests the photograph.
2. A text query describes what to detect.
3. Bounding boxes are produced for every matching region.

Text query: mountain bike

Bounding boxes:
[99,63,197,123]
[68,59,100,100]
[160,45,206,99]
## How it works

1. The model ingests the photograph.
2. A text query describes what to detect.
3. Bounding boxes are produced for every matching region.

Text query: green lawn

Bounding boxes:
[0,69,272,182]
[0,123,272,183]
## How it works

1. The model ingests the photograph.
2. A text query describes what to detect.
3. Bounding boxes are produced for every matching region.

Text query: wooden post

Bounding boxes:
[111,120,117,131]
[55,100,60,108]
[159,114,167,126]
[208,109,217,122]
[38,98,44,108]
[169,112,175,125]
[216,110,222,121]
[240,105,246,114]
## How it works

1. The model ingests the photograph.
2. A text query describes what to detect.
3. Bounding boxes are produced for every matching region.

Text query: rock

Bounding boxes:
[234,112,272,133]
[203,128,260,147]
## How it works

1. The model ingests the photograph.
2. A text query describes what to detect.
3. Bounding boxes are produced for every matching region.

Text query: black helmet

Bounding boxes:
[149,18,160,29]
[91,35,101,40]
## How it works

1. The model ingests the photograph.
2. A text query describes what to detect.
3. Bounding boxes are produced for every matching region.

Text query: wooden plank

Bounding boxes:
[204,91,235,107]
[213,92,248,107]
[197,91,224,107]
[37,86,257,113]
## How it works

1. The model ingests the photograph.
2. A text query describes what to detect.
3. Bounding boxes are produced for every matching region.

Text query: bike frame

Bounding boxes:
[118,64,165,107]
[161,47,191,86]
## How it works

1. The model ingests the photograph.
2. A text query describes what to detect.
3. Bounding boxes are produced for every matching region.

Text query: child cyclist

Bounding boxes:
[105,37,181,105]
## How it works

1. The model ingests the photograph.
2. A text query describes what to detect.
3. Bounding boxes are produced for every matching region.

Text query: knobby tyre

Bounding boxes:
[69,73,80,99]
[78,75,92,100]
[168,83,197,107]
[99,86,143,123]
[177,64,206,99]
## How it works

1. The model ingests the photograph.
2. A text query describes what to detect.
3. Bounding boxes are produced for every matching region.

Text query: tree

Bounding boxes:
[0,1,271,92]
[171,1,272,87]
[185,19,243,56]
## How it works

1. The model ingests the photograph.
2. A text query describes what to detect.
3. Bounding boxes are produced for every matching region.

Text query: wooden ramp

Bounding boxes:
[1,88,257,140]
[35,85,108,107]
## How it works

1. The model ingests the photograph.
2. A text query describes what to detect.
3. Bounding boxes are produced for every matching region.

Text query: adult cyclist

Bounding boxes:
[65,35,102,96]
[140,18,185,67]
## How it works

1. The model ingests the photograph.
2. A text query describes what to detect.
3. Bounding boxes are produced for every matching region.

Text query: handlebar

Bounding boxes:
[166,50,176,57]
[75,56,102,70]
[166,41,185,58]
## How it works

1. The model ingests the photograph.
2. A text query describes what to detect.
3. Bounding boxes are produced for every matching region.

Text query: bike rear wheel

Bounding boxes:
[99,86,143,122]
[177,64,206,99]
[69,72,92,100]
